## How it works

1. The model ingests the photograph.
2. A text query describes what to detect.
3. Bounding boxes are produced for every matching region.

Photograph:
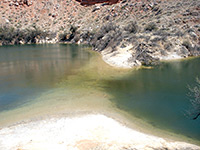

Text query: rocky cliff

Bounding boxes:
[0,0,200,68]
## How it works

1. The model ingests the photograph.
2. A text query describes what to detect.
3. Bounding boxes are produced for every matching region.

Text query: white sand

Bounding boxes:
[101,45,185,68]
[0,114,199,150]
[101,45,141,68]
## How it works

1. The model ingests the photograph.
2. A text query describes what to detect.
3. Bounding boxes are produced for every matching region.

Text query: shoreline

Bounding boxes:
[0,112,199,150]
[1,107,200,146]
[0,44,199,149]
[101,45,200,69]
[1,42,199,69]
[1,0,200,69]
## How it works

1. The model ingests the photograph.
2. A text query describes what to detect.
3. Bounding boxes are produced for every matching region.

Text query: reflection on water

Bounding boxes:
[102,58,200,141]
[0,44,91,111]
[0,44,200,143]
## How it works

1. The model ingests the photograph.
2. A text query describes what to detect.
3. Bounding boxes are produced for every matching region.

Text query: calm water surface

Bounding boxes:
[102,58,200,141]
[0,44,199,142]
[0,44,91,111]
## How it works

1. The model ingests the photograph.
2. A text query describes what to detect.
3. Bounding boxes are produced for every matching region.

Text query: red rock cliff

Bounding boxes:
[76,0,120,6]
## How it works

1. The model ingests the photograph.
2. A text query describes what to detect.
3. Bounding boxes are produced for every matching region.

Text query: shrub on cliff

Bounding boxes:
[22,28,48,43]
[79,31,94,44]
[124,21,138,34]
[0,26,16,45]
[59,32,68,41]
[182,40,191,50]
[0,25,49,45]
[144,22,158,32]
[59,25,78,42]
[100,22,117,34]
[182,40,200,56]
[90,23,121,51]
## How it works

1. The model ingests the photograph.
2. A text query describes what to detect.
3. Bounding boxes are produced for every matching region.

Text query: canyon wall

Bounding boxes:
[0,0,200,67]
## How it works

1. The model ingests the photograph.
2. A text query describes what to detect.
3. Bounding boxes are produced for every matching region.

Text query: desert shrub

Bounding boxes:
[99,22,117,34]
[59,25,78,42]
[0,25,49,45]
[124,21,138,34]
[80,30,93,42]
[59,32,68,41]
[144,22,158,32]
[69,25,77,33]
[182,40,191,50]
[153,29,170,36]
[0,26,16,44]
[174,31,184,37]
[91,24,122,51]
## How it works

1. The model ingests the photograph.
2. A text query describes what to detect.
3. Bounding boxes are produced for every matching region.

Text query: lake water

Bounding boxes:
[0,44,199,143]
[0,44,91,112]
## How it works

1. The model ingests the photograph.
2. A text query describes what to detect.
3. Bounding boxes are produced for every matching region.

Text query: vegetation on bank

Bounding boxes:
[1,18,200,67]
[0,25,55,45]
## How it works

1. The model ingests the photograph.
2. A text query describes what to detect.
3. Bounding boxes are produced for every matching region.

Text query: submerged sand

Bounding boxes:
[0,114,199,150]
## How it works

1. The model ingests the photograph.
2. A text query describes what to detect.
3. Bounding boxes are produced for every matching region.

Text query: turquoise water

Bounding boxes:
[0,44,199,142]
[102,58,200,141]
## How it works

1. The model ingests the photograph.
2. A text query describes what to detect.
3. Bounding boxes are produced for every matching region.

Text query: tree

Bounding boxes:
[188,77,200,120]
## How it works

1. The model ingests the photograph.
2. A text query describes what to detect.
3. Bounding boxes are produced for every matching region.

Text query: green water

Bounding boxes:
[101,59,200,141]
[0,44,199,143]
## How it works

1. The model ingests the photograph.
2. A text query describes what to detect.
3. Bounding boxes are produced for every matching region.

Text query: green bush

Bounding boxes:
[144,22,158,32]
[124,21,138,34]
[0,25,49,45]
[182,40,191,50]
[59,25,78,42]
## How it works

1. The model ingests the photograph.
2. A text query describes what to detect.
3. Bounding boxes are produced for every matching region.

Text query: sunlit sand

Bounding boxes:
[0,114,199,150]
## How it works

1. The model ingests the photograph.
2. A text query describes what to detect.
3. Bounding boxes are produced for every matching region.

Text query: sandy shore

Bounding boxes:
[0,114,199,150]
[101,45,187,69]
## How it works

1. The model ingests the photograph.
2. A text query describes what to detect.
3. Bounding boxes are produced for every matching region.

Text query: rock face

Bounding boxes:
[0,0,200,68]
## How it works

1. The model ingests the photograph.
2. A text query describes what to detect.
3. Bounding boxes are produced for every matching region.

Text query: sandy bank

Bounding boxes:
[101,44,188,69]
[0,114,199,150]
